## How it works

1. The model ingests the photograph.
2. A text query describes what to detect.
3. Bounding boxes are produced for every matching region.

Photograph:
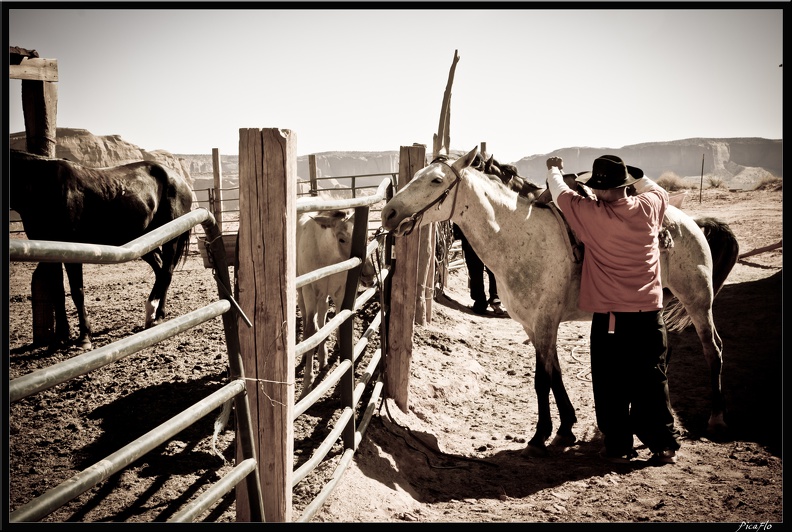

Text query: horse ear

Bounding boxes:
[311,214,337,228]
[455,146,479,171]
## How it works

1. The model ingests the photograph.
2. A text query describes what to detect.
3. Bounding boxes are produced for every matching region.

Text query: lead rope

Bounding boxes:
[369,224,496,470]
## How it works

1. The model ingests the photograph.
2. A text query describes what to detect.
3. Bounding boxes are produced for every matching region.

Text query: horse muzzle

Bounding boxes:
[391,215,419,237]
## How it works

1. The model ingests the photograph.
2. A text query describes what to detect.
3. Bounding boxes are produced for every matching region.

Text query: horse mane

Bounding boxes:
[436,152,544,199]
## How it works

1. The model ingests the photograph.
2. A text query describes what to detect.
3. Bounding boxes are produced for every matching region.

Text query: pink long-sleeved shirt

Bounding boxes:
[546,167,668,314]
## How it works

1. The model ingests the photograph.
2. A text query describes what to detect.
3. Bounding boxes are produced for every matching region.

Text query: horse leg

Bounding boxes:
[36,263,70,347]
[141,248,169,328]
[687,306,727,434]
[315,294,331,370]
[523,356,554,457]
[522,323,578,456]
[549,349,578,448]
[64,263,92,349]
[298,287,320,400]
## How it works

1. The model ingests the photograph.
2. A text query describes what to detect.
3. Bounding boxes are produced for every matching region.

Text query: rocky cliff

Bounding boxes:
[11,130,780,193]
[510,138,782,189]
[185,138,780,191]
[10,128,193,186]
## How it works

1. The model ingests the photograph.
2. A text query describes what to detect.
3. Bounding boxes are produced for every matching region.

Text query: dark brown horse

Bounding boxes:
[10,149,193,349]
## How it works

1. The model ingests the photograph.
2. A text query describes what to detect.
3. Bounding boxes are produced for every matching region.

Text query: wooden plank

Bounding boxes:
[9,58,59,82]
[385,144,426,412]
[415,223,434,325]
[739,240,782,259]
[236,128,296,522]
[309,154,318,196]
[211,148,225,231]
[20,72,59,345]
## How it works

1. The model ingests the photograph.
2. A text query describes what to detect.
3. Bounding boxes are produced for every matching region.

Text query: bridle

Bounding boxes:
[399,156,463,236]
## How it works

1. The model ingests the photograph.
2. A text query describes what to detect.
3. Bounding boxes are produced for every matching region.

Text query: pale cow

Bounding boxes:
[296,209,376,398]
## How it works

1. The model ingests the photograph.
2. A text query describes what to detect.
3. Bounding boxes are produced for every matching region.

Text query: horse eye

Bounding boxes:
[431,176,444,184]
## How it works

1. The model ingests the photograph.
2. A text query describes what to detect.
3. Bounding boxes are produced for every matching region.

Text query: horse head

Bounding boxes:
[381,146,479,237]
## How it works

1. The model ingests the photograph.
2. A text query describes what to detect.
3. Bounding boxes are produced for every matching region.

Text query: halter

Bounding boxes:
[399,156,463,236]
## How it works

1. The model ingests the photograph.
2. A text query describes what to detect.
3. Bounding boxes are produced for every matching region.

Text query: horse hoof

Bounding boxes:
[551,433,577,448]
[520,443,548,458]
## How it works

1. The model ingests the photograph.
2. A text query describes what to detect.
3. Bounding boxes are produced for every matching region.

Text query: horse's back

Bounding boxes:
[11,150,192,244]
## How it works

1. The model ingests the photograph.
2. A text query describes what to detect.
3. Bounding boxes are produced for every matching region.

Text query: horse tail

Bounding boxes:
[664,217,740,332]
[151,163,193,269]
[175,229,191,269]
[696,217,740,296]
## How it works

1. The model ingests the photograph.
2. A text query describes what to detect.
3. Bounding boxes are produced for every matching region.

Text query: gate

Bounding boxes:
[8,209,265,522]
[232,128,396,521]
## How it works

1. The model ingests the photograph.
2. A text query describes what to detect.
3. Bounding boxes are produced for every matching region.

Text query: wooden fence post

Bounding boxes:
[385,144,426,412]
[236,128,296,522]
[15,54,60,346]
[309,154,318,196]
[415,224,434,325]
[212,148,224,231]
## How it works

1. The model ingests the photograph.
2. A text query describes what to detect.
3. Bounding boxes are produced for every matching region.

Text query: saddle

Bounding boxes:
[533,173,674,264]
[534,173,588,264]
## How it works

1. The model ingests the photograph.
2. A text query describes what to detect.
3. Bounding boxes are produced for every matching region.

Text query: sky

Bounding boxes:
[6,6,784,164]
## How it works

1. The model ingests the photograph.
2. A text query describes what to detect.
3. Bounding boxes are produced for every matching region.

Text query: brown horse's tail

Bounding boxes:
[664,217,740,332]
[175,230,191,269]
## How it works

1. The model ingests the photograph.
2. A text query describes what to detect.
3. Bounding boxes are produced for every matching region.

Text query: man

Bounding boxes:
[545,155,680,465]
[453,223,504,316]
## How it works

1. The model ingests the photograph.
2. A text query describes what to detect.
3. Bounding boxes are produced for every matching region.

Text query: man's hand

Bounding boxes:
[546,156,564,170]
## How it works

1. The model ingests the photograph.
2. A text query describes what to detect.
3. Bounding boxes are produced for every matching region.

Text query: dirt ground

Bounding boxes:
[6,186,783,523]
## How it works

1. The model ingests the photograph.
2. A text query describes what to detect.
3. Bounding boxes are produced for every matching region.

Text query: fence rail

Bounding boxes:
[9,207,265,523]
[284,176,393,521]
[10,155,396,521]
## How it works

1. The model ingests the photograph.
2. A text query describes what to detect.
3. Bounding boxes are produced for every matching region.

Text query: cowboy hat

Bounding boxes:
[575,155,644,190]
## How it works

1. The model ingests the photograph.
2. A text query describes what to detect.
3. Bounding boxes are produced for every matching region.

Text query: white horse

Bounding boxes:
[380,147,739,456]
[296,209,375,398]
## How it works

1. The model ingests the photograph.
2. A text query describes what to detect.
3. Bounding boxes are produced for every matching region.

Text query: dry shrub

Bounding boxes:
[656,172,689,191]
[754,175,783,191]
[707,176,727,189]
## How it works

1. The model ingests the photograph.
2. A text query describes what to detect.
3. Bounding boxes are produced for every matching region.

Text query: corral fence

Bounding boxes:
[9,209,266,522]
[8,129,414,522]
[191,148,397,268]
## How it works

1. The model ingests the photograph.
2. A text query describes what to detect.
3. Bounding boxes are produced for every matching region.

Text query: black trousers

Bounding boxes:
[590,310,680,456]
[458,229,499,305]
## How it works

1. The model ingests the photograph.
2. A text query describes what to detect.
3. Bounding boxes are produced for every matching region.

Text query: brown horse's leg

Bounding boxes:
[141,248,167,328]
[38,263,71,348]
[64,263,92,350]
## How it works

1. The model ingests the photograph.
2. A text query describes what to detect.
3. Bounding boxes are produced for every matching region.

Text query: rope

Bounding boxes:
[378,394,498,469]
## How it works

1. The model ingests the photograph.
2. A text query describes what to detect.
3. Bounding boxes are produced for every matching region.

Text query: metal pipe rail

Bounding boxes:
[10,379,247,523]
[168,457,259,523]
[9,207,265,522]
[293,270,388,417]
[296,177,391,213]
[9,300,230,403]
[9,208,211,263]
[296,377,384,523]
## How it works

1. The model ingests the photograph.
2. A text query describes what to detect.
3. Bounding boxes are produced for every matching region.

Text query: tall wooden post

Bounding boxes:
[385,144,426,412]
[212,148,224,231]
[11,49,60,346]
[308,154,318,196]
[236,128,296,522]
[415,222,434,325]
